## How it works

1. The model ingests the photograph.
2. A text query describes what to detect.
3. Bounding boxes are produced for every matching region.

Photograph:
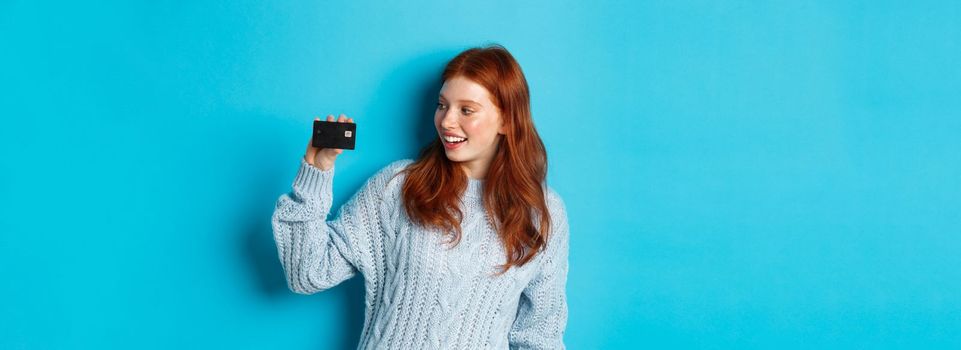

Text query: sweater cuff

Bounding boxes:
[292,157,335,198]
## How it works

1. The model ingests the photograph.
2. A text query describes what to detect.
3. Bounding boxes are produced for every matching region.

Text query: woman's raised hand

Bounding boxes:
[304,114,354,171]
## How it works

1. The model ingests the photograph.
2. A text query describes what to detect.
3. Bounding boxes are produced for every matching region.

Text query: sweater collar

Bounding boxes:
[465,177,483,199]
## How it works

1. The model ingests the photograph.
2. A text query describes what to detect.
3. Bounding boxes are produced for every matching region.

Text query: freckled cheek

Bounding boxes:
[462,120,492,139]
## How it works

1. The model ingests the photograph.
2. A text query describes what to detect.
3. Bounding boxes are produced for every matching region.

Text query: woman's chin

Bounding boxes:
[443,152,468,162]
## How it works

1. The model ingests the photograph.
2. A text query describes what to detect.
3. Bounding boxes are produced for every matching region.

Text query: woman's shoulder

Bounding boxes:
[364,158,415,198]
[542,183,570,242]
[384,158,416,174]
[376,158,415,182]
[543,184,567,216]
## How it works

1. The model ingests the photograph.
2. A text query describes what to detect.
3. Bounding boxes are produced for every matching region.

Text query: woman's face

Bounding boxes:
[435,76,506,179]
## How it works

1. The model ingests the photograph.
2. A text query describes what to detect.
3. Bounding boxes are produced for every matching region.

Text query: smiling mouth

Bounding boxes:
[441,136,467,150]
[442,136,468,144]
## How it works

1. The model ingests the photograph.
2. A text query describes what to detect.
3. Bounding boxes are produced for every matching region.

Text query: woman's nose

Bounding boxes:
[440,110,457,129]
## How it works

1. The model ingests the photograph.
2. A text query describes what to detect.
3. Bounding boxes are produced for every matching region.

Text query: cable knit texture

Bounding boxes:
[271,158,569,349]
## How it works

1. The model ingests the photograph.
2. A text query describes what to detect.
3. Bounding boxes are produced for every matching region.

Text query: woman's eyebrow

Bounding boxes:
[439,94,481,105]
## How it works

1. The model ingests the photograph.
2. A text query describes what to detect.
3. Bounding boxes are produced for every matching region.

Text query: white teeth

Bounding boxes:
[443,136,466,143]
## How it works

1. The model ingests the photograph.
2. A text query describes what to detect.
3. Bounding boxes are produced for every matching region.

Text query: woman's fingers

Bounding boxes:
[307,113,353,166]
[304,116,321,159]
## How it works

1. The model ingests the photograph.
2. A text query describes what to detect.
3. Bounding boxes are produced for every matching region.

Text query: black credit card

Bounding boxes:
[312,120,356,150]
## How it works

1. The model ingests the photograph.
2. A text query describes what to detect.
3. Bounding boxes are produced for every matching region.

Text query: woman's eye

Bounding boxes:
[436,103,447,110]
[461,108,473,115]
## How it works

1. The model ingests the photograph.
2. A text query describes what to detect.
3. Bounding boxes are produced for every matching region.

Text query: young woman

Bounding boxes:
[272,44,570,349]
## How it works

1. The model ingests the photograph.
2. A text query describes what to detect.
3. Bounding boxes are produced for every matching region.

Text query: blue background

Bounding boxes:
[2,1,960,348]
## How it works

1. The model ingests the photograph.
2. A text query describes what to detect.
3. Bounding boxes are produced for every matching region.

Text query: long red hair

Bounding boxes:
[399,44,552,276]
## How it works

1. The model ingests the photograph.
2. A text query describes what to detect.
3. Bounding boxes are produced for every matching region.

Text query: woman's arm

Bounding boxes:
[270,158,395,294]
[509,193,571,349]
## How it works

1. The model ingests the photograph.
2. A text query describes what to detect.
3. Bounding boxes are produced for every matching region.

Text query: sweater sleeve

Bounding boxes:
[270,158,395,295]
[509,192,571,349]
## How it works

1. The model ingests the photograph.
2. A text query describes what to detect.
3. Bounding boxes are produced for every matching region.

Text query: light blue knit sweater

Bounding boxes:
[271,158,569,349]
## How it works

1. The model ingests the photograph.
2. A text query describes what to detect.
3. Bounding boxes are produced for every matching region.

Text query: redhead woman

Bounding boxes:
[271,44,570,349]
